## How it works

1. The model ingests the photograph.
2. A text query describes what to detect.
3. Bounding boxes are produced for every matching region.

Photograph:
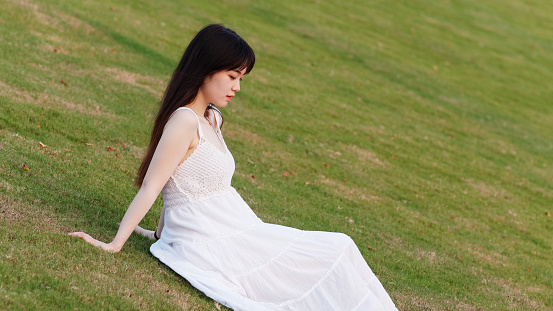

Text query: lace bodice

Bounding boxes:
[161,107,235,204]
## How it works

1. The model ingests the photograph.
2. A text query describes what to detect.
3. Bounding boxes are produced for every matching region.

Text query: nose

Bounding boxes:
[232,79,240,92]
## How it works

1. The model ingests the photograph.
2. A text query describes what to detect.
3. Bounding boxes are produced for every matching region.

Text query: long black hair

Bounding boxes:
[136,24,255,186]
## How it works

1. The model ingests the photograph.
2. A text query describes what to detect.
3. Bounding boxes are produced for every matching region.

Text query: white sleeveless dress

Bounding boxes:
[150,107,398,311]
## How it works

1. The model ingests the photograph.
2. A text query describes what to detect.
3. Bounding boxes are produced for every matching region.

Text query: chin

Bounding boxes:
[213,102,228,108]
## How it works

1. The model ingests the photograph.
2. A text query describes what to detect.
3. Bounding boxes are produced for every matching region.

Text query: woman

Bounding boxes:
[70,24,397,311]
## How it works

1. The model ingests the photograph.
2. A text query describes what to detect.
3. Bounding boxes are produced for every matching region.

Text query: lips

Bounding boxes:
[226,95,234,101]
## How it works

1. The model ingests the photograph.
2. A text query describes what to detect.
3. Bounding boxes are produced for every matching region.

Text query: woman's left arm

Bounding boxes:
[70,110,198,252]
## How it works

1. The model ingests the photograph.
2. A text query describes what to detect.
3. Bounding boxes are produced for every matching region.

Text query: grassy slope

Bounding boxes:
[0,0,552,310]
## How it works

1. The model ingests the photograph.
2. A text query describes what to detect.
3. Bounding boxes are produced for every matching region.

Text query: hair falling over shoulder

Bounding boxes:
[135,24,255,187]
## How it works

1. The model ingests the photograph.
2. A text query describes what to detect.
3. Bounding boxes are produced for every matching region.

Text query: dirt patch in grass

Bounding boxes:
[0,80,117,118]
[348,145,387,168]
[479,276,545,310]
[12,0,59,27]
[224,124,266,146]
[0,80,34,102]
[319,178,381,203]
[132,269,200,310]
[104,67,165,98]
[0,196,63,233]
[464,178,510,200]
[464,243,507,267]
[393,292,478,311]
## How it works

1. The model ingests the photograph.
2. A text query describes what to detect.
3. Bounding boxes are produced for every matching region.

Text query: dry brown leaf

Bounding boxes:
[305,181,311,185]
[323,162,328,167]
[250,175,256,181]
[282,171,288,177]
[367,246,374,251]
[38,142,47,148]
[60,79,68,86]
[107,146,115,151]
[290,171,296,176]
[114,153,120,158]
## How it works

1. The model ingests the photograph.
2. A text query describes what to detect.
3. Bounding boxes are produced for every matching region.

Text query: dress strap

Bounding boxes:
[174,107,204,139]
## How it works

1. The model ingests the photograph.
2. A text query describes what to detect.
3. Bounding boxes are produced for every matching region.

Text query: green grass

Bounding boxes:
[1,0,552,310]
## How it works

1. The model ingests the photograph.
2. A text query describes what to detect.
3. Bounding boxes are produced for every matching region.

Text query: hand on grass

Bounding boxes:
[133,225,156,240]
[68,232,118,253]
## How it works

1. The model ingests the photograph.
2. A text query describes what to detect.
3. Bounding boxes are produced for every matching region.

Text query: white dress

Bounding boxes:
[150,107,398,311]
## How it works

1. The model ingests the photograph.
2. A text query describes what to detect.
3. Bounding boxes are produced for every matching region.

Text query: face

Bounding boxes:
[200,68,246,108]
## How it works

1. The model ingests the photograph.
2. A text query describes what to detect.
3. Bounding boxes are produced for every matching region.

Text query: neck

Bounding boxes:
[187,91,210,116]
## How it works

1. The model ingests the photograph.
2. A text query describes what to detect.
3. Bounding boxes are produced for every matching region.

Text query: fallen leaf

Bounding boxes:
[305,181,311,185]
[348,218,355,224]
[114,153,119,158]
[38,142,47,148]
[527,267,531,271]
[342,178,347,183]
[64,148,71,152]
[250,175,256,181]
[86,143,93,146]
[546,212,551,217]
[53,48,58,53]
[36,124,41,128]
[457,255,461,259]
[323,162,328,167]
[290,171,296,176]
[21,163,29,171]
[107,146,115,151]
[282,171,288,177]
[367,246,374,251]
[60,79,68,86]
[112,48,116,53]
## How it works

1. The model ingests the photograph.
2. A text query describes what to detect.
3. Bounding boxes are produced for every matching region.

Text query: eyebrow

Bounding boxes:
[233,70,245,75]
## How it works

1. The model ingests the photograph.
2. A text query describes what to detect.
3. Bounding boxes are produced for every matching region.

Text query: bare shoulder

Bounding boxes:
[165,108,198,132]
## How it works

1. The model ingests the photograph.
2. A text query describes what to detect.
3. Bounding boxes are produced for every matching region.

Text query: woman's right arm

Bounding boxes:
[70,109,199,253]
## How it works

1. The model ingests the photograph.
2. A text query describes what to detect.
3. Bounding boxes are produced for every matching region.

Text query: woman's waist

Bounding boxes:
[161,185,234,204]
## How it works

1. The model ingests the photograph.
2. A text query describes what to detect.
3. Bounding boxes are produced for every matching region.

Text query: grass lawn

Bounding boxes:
[1,0,552,310]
